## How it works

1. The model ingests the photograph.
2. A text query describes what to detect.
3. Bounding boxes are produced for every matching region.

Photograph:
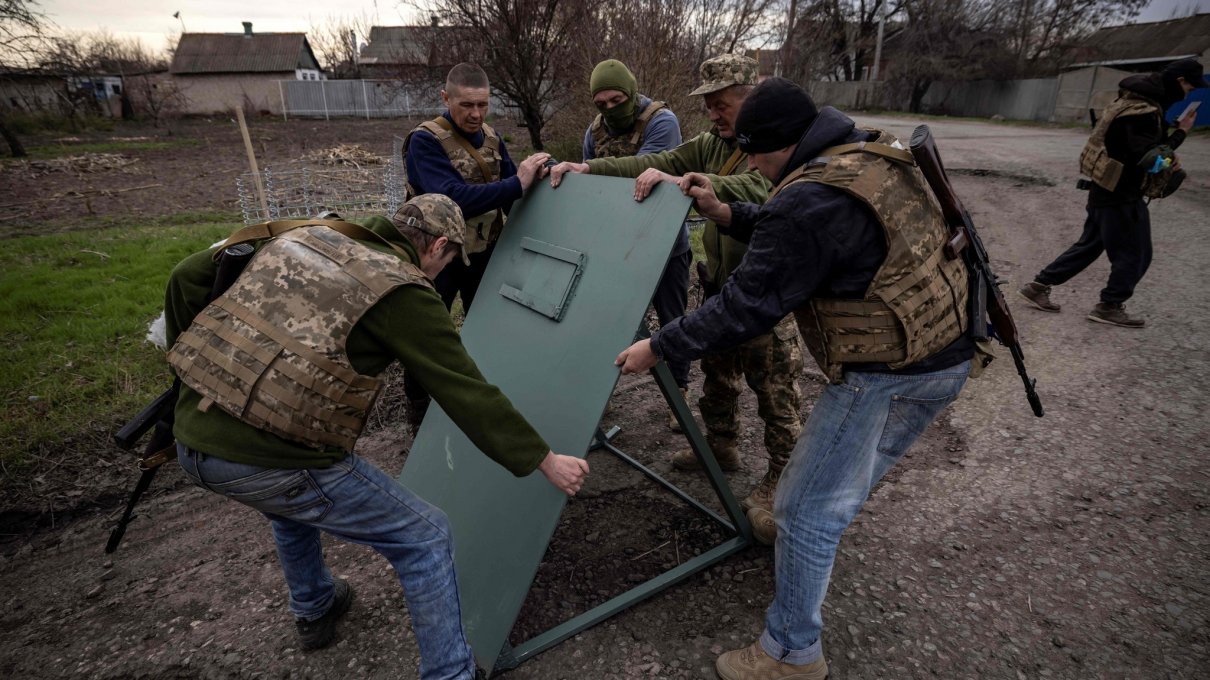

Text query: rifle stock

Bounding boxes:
[909,125,1043,417]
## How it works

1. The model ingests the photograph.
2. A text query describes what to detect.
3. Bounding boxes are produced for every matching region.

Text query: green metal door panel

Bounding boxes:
[399,176,691,671]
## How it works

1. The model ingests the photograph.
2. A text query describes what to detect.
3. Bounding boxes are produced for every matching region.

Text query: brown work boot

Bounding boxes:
[716,640,827,680]
[669,388,689,432]
[1087,302,1145,328]
[748,507,777,546]
[1018,281,1060,312]
[671,441,741,471]
[741,471,778,513]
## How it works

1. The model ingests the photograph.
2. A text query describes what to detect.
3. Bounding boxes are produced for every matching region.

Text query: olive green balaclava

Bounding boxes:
[590,59,639,131]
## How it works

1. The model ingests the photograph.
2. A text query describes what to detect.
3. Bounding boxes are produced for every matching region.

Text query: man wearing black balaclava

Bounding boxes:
[615,78,975,679]
[1019,58,1207,327]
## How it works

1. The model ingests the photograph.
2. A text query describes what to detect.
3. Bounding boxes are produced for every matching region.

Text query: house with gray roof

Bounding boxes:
[170,22,323,115]
[356,24,469,80]
[1055,13,1208,124]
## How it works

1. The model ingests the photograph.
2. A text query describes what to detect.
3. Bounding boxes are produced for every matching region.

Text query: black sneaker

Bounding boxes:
[1087,302,1145,328]
[296,578,354,651]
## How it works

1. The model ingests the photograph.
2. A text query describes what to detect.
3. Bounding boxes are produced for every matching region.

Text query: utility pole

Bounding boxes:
[871,1,888,81]
[780,0,798,79]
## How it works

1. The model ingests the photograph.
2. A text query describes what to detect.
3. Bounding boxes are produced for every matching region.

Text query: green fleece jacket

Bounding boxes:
[164,216,549,475]
[585,130,771,285]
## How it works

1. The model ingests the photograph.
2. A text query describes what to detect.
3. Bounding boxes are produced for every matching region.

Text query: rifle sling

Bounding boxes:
[431,116,505,232]
[139,443,178,471]
[809,141,916,167]
[719,147,745,176]
[217,219,413,262]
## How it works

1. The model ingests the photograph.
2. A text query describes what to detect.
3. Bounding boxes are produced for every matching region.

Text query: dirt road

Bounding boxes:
[1,115,1207,679]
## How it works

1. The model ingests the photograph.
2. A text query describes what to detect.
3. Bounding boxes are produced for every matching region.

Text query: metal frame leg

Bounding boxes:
[493,335,753,674]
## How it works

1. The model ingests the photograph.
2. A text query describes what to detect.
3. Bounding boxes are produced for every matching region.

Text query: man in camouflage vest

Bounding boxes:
[165,195,588,679]
[548,54,803,516]
[402,62,551,432]
[576,58,693,415]
[1019,58,1206,328]
[616,79,973,680]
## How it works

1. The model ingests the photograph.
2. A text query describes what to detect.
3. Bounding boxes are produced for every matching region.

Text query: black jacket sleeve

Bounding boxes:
[652,183,877,362]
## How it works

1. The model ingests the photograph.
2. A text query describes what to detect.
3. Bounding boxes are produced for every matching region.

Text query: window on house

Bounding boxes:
[112,84,121,94]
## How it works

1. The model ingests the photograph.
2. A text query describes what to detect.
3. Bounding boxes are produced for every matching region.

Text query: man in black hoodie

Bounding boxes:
[615,78,974,679]
[1019,58,1207,327]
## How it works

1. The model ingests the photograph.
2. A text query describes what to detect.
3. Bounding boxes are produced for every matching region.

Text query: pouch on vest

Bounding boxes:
[1138,145,1184,199]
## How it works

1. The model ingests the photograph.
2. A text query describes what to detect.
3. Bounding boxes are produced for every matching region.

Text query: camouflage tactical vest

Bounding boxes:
[404,116,504,253]
[167,226,433,451]
[1079,91,1177,198]
[773,131,969,382]
[590,101,669,159]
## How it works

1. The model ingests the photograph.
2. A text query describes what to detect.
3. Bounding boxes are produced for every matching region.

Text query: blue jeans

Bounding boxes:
[760,362,970,664]
[178,444,476,680]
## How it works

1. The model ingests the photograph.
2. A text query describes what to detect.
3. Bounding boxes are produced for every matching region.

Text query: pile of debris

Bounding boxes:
[4,153,141,178]
[301,144,387,168]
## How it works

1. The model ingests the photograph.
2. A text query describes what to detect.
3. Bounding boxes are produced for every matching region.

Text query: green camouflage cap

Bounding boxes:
[689,53,760,96]
[391,194,470,265]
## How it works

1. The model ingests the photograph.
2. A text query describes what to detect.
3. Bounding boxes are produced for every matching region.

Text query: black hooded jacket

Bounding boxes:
[650,107,972,375]
[1090,73,1186,206]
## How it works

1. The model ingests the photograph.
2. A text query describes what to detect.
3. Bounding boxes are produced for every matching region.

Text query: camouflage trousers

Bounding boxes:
[698,315,804,477]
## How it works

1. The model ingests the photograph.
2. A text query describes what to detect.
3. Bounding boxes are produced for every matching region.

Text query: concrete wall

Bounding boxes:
[0,77,66,113]
[919,78,1059,122]
[807,80,886,111]
[1053,66,1132,124]
[173,73,293,115]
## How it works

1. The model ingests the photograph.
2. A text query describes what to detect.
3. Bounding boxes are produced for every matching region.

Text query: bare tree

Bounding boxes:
[309,13,375,78]
[414,0,598,150]
[995,0,1146,76]
[781,0,903,83]
[124,72,187,127]
[886,0,1002,112]
[1,0,51,155]
[554,0,704,148]
[687,0,783,62]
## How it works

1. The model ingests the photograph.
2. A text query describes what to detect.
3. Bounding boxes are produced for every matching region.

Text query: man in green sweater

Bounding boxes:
[164,195,588,679]
[547,53,803,515]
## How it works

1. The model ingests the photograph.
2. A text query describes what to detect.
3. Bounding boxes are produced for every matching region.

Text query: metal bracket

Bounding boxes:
[499,237,586,322]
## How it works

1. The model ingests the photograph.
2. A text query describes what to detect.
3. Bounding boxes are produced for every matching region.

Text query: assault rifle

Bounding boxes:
[105,242,256,553]
[909,125,1044,417]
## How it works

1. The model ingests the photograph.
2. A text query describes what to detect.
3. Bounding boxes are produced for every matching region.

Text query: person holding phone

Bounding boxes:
[1018,58,1207,328]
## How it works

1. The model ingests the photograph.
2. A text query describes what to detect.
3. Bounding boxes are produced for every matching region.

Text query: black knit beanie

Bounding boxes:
[734,77,819,154]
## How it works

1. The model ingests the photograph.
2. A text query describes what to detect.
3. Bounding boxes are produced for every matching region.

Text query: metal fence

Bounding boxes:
[921,78,1059,122]
[279,79,515,120]
[236,165,405,225]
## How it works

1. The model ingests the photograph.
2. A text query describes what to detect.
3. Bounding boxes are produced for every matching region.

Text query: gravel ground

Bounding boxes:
[1,114,1207,679]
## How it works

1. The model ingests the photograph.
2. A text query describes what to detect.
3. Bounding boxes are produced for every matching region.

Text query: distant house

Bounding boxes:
[1067,13,1210,71]
[0,68,67,114]
[1055,13,1209,124]
[170,21,323,115]
[356,24,468,80]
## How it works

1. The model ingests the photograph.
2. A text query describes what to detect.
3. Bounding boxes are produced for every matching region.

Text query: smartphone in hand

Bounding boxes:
[1177,100,1201,121]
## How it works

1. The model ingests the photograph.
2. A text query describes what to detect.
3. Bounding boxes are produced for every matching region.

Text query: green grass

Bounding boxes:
[0,220,237,468]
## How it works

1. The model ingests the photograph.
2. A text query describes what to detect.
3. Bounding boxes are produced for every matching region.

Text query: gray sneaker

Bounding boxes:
[1087,303,1145,328]
[1018,281,1060,312]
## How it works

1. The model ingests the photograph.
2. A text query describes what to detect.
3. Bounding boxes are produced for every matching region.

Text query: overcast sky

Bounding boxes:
[36,0,1210,54]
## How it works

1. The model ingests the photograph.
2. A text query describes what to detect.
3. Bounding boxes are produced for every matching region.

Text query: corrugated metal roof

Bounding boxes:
[1078,13,1210,63]
[171,33,318,74]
